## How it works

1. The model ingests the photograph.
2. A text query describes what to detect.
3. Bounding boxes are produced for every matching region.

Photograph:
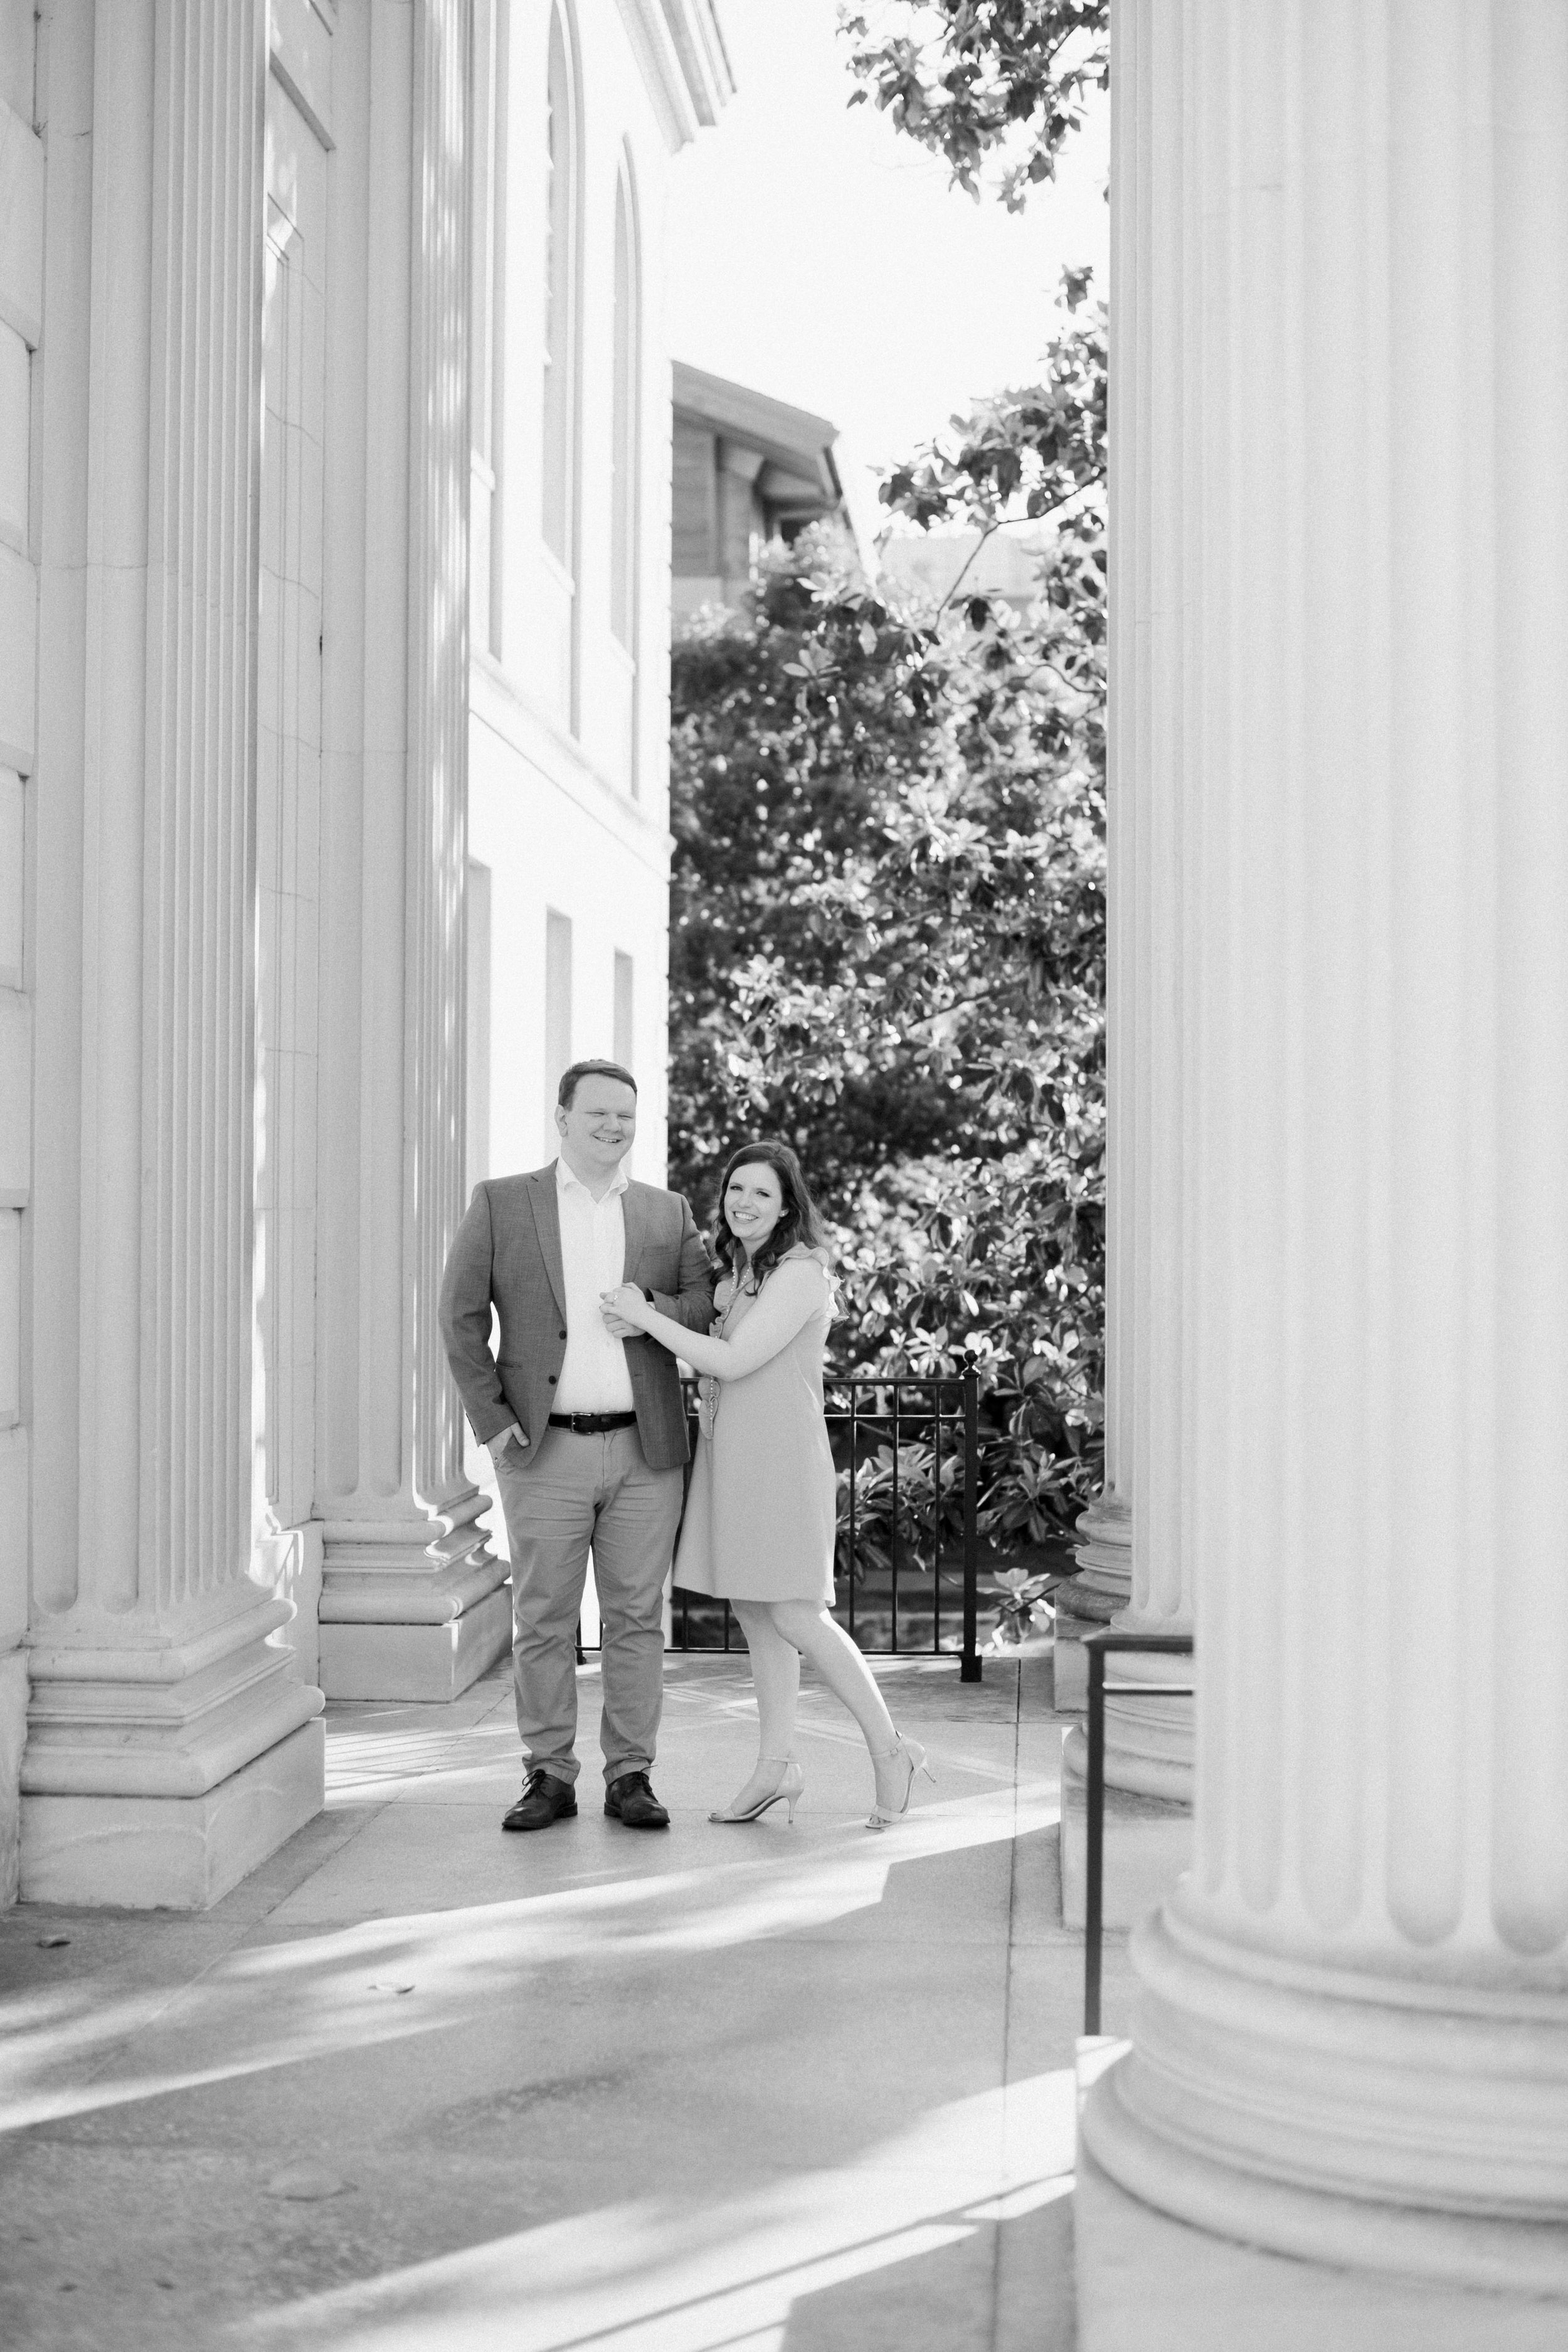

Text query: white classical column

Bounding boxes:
[1083,0,1568,2287]
[1067,0,1138,1643]
[1098,0,1195,1799]
[1061,3,1135,1657]
[1066,0,1194,1806]
[22,0,323,1907]
[315,0,509,1700]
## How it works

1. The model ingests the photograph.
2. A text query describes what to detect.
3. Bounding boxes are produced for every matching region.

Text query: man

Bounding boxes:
[439,1061,713,1832]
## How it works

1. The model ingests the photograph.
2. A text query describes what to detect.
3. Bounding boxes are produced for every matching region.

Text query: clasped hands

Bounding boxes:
[600,1283,655,1339]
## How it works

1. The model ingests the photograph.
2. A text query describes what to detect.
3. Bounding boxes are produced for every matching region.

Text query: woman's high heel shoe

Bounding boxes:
[867,1735,935,1830]
[709,1758,805,1825]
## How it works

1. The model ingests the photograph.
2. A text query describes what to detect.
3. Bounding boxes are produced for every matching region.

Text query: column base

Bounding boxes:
[1055,1591,1129,1710]
[318,1489,511,1700]
[1073,2132,1568,2349]
[1060,1724,1192,1929]
[1082,1899,1568,2292]
[1058,1491,1135,1707]
[255,1520,324,1690]
[0,1650,26,1905]
[19,1718,324,1910]
[1073,1490,1136,1605]
[1100,1618,1194,1800]
[319,1580,511,1701]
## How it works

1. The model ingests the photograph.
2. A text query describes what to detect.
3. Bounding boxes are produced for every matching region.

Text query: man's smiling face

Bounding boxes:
[557,1075,638,1172]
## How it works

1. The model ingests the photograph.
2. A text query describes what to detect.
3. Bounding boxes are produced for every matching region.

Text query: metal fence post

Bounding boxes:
[1085,1634,1106,2035]
[847,1383,859,1649]
[960,1364,982,1682]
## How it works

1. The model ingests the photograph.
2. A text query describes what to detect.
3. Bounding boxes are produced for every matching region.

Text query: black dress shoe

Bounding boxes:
[604,1771,670,1829]
[502,1771,578,1831]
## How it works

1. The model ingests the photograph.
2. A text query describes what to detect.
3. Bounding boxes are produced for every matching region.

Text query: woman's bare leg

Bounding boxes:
[767,1601,898,1761]
[723,1601,802,1813]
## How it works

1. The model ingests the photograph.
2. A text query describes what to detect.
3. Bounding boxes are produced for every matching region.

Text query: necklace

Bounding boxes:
[698,1276,750,1438]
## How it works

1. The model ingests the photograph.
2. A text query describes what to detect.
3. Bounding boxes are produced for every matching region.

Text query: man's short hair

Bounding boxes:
[557,1059,638,1111]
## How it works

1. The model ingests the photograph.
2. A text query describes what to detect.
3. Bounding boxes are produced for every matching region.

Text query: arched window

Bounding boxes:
[542,8,578,578]
[610,158,640,655]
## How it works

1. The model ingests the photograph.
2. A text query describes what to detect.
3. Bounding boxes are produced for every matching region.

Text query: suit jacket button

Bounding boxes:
[559,1330,567,1340]
[548,1375,557,1386]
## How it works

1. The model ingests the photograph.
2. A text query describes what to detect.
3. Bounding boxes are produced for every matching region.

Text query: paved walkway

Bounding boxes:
[0,1650,1125,2351]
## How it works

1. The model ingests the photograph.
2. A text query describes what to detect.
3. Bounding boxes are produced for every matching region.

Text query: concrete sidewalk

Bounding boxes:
[0,1650,1121,2351]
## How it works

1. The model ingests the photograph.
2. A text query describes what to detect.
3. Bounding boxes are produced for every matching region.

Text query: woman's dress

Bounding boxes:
[673,1246,836,1606]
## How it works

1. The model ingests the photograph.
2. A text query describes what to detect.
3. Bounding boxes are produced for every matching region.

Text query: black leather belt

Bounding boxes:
[548,1411,638,1434]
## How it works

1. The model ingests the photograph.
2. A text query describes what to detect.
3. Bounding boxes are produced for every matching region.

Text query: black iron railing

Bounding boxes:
[672,1372,982,1681]
[577,1370,983,1682]
[1083,1629,1194,2035]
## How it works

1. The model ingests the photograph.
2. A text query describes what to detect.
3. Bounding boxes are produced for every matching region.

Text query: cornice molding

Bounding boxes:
[615,0,734,153]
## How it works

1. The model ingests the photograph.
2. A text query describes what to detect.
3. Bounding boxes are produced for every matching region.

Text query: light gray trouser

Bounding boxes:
[496,1424,684,1788]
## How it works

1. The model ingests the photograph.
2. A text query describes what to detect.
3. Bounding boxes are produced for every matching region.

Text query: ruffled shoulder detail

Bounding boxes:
[776,1244,837,1320]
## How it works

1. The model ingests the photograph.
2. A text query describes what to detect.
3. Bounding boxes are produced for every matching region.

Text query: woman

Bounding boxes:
[599,1141,933,1830]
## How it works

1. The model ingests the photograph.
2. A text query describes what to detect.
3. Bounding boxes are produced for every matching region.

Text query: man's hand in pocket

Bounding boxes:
[489,1424,528,1473]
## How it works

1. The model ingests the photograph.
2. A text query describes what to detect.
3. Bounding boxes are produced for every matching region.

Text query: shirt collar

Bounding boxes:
[555,1155,630,1202]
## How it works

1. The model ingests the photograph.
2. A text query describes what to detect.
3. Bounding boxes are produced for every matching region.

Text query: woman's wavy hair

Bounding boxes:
[712,1141,827,1291]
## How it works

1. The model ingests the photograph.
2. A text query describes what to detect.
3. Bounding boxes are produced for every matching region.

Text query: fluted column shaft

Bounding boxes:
[1084,0,1568,2286]
[1076,0,1196,1798]
[140,0,262,1618]
[23,0,322,1901]
[315,0,507,1698]
[406,0,472,1508]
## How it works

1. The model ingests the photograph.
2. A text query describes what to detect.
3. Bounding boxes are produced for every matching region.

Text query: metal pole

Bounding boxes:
[931,1382,944,1655]
[960,1365,981,1682]
[1085,1634,1105,2035]
[891,1380,901,1653]
[1081,1633,1194,2035]
[848,1384,859,1648]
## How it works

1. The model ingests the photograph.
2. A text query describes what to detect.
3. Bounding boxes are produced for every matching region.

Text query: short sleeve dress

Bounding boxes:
[672,1246,837,1606]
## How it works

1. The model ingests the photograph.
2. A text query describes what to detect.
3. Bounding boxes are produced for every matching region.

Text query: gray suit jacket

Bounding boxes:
[438,1165,715,1473]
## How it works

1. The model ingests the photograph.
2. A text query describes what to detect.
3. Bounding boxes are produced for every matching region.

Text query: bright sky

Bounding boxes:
[665,0,1110,548]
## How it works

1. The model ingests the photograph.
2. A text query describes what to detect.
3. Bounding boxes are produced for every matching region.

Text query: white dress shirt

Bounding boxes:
[552,1156,637,1414]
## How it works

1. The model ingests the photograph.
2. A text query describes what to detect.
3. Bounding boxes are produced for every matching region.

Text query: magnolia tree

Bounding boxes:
[669,6,1109,1558]
[670,292,1106,1554]
[842,1,1107,209]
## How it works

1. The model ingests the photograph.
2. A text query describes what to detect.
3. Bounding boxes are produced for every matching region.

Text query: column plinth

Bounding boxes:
[21,1594,324,1907]
[1084,0,1568,2289]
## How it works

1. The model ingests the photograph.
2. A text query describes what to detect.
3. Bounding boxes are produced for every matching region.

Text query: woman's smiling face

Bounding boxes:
[724,1161,785,1254]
